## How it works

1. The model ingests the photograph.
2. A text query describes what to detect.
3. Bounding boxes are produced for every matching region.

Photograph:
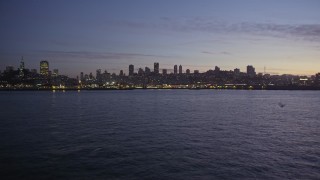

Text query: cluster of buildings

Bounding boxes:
[0,57,77,89]
[1,57,320,90]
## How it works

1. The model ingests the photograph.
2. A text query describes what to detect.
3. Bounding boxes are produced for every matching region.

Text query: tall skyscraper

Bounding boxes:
[96,69,101,77]
[96,69,102,82]
[19,56,25,77]
[247,65,256,78]
[102,70,110,82]
[174,65,177,74]
[84,74,88,80]
[129,64,134,76]
[19,56,25,70]
[89,72,93,79]
[154,62,159,74]
[80,72,84,81]
[40,60,49,76]
[179,65,182,74]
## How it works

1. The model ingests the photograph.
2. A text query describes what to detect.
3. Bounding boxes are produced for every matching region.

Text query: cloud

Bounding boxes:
[233,22,320,41]
[220,51,232,55]
[109,17,320,42]
[202,51,232,55]
[37,50,174,60]
[202,51,215,55]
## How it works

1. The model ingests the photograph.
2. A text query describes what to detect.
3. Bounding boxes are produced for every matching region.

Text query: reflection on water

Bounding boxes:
[0,90,320,179]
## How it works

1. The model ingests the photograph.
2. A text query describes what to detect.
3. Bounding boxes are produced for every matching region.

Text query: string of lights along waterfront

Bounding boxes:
[1,57,320,90]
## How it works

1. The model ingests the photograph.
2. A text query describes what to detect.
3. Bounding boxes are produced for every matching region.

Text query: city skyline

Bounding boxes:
[2,57,320,91]
[3,58,319,78]
[1,0,320,77]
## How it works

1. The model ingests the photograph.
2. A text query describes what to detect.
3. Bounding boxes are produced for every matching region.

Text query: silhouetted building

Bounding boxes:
[215,66,220,72]
[315,73,320,86]
[162,69,167,75]
[80,72,84,81]
[314,73,320,84]
[31,69,37,74]
[174,65,177,74]
[154,62,159,74]
[5,58,319,90]
[96,69,101,77]
[19,56,25,77]
[129,64,134,76]
[145,67,151,75]
[138,68,144,76]
[40,60,49,76]
[102,70,110,82]
[89,72,93,80]
[20,57,24,69]
[234,68,240,77]
[96,69,102,82]
[53,69,59,77]
[5,66,14,72]
[247,65,256,78]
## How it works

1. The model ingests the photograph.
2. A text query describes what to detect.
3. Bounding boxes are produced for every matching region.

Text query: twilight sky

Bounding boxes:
[1,0,320,77]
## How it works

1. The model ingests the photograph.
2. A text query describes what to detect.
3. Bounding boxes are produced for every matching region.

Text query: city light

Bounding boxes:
[0,59,320,90]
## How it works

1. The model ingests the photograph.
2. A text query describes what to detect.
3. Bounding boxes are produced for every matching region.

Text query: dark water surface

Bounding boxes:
[0,90,320,179]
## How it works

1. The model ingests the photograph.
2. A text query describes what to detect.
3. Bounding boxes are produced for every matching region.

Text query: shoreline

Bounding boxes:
[1,86,320,91]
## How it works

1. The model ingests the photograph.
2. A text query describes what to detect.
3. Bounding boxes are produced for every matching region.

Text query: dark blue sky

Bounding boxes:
[1,0,320,77]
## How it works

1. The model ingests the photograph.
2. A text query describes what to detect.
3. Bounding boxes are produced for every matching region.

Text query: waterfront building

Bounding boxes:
[247,65,256,78]
[234,68,240,77]
[96,69,102,82]
[19,56,25,77]
[84,74,89,81]
[162,69,167,75]
[101,70,110,82]
[145,67,151,75]
[129,64,134,76]
[5,66,14,72]
[80,72,84,81]
[174,65,177,74]
[138,68,144,76]
[89,72,93,80]
[31,69,37,74]
[179,65,182,74]
[315,73,320,86]
[40,60,49,76]
[53,69,59,77]
[154,62,159,74]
